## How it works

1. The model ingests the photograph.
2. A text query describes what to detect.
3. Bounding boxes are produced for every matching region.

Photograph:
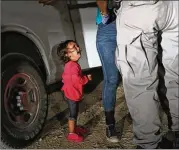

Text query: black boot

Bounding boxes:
[105,111,119,143]
[173,131,179,149]
[136,131,179,149]
[136,145,144,149]
[136,137,173,149]
[159,131,179,149]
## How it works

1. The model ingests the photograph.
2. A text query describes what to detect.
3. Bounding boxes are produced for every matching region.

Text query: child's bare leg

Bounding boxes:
[68,119,76,133]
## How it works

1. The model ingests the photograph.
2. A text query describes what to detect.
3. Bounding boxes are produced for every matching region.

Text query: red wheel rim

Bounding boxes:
[4,73,40,129]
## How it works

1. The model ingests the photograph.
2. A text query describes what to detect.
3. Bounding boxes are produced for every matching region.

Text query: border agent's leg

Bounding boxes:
[160,1,179,147]
[115,1,166,148]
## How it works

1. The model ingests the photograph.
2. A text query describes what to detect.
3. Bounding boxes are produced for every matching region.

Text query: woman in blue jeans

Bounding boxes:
[96,0,120,143]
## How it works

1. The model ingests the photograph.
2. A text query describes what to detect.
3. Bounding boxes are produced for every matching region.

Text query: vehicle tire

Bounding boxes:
[1,62,48,148]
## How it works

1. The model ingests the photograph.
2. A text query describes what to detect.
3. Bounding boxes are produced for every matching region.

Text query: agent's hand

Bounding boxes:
[38,0,57,5]
[87,74,92,81]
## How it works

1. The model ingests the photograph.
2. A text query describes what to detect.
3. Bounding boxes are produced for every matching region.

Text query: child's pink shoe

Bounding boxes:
[67,133,84,143]
[75,126,88,135]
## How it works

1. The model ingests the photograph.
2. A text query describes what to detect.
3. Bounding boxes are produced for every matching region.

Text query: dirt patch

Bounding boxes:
[28,84,168,149]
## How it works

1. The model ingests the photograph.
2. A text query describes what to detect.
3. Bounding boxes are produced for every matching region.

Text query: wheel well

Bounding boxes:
[1,31,47,81]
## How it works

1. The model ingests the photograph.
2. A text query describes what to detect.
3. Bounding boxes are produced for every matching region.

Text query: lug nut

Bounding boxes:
[16,96,21,99]
[19,106,24,111]
[18,92,23,95]
[17,99,21,103]
[17,103,21,107]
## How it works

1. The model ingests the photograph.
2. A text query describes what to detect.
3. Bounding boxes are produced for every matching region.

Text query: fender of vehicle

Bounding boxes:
[1,24,52,83]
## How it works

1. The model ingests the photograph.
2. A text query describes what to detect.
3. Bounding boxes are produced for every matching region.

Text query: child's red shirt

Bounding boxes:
[61,61,88,101]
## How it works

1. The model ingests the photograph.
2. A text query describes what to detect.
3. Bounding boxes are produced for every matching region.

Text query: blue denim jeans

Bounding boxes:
[96,21,119,111]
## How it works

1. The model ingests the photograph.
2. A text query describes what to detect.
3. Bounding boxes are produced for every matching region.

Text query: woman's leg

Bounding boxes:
[96,21,119,142]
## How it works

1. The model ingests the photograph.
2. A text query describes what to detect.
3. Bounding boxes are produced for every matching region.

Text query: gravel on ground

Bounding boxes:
[28,83,169,149]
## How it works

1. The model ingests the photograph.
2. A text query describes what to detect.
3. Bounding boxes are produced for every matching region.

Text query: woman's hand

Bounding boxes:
[96,0,108,15]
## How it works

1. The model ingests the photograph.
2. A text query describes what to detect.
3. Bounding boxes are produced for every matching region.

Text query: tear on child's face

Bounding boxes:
[66,42,81,61]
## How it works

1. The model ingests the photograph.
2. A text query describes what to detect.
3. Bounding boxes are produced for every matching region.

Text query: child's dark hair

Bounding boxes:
[57,40,79,64]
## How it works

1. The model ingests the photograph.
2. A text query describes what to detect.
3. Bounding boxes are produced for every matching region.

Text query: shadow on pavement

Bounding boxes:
[116,113,132,138]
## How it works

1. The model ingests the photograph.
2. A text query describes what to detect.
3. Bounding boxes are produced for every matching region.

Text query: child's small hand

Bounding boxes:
[87,74,92,81]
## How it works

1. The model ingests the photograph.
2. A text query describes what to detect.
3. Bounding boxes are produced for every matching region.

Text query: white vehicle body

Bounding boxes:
[1,0,103,148]
[1,0,101,85]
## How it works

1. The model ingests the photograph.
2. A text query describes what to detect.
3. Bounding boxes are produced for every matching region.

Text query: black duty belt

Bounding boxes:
[106,0,121,23]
